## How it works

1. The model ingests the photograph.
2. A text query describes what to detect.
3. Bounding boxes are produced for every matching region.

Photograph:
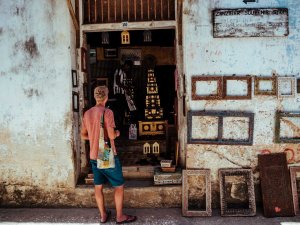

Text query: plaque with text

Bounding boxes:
[258,153,294,217]
[213,8,289,38]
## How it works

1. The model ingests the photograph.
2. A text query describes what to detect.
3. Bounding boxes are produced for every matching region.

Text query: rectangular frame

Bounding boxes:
[83,83,88,99]
[290,166,300,215]
[95,78,109,87]
[277,77,296,98]
[81,47,87,73]
[72,91,79,112]
[104,48,118,58]
[191,76,223,100]
[72,70,78,87]
[275,111,300,143]
[254,76,277,96]
[187,111,254,145]
[182,169,212,217]
[219,168,256,216]
[223,76,252,100]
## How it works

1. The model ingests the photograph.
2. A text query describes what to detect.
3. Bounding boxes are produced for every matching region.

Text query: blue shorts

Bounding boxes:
[90,156,125,187]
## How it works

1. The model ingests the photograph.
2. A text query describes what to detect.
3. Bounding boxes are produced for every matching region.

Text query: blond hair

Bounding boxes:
[94,86,108,102]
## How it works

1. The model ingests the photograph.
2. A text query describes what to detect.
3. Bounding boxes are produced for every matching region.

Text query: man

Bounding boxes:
[81,86,137,224]
[113,60,137,128]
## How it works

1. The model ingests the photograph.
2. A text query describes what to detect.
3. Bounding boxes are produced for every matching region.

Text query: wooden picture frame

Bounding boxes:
[72,70,78,87]
[278,77,296,98]
[191,76,223,100]
[223,76,252,100]
[182,169,212,217]
[72,91,79,112]
[187,111,254,145]
[254,76,277,96]
[219,168,256,216]
[290,166,300,215]
[104,48,118,58]
[96,78,109,87]
[275,111,300,143]
[81,47,87,72]
[83,83,88,99]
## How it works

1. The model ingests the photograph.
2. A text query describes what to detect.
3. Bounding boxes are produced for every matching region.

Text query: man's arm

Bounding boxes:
[81,120,89,140]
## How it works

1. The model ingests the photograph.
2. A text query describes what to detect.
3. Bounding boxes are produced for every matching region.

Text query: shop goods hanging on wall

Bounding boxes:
[182,169,212,217]
[219,168,256,217]
[187,111,254,145]
[277,77,296,98]
[258,153,294,217]
[191,76,252,100]
[290,166,300,215]
[275,111,300,143]
[254,76,277,96]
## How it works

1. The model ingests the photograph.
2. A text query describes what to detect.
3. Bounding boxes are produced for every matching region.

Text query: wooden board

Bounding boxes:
[258,153,295,217]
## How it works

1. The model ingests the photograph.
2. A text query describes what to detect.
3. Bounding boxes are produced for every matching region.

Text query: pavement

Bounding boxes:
[0,208,300,225]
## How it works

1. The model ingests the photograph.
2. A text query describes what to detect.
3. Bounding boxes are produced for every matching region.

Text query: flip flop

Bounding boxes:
[100,210,111,223]
[116,215,137,224]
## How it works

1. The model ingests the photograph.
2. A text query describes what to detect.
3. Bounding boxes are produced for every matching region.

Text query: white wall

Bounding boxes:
[183,0,300,179]
[0,0,76,197]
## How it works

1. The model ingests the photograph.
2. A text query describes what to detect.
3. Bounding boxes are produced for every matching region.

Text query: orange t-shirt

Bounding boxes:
[82,106,116,160]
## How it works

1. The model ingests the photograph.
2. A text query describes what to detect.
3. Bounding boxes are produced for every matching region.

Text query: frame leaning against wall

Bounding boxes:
[219,168,256,216]
[290,166,300,215]
[187,111,254,145]
[182,169,212,217]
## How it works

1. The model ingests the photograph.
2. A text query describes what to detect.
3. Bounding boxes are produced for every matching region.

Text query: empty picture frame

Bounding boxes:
[72,70,78,87]
[187,111,254,145]
[223,76,252,100]
[191,76,223,100]
[81,47,87,72]
[290,166,300,215]
[275,111,300,143]
[219,168,256,216]
[278,77,296,97]
[83,83,88,99]
[182,169,212,217]
[72,91,79,112]
[254,76,277,95]
[96,78,109,87]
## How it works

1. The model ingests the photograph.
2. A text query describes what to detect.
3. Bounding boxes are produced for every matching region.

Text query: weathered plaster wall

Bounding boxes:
[183,0,300,205]
[0,0,77,205]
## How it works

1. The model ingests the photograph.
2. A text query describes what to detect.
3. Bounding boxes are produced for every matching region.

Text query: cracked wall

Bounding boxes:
[0,0,77,206]
[183,0,300,205]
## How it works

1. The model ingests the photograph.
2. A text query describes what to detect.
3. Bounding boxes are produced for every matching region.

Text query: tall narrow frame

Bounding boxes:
[219,168,256,216]
[182,169,212,217]
[290,166,300,215]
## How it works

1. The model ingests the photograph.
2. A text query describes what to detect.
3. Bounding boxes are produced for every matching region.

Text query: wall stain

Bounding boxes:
[23,89,41,98]
[0,28,3,35]
[23,37,39,58]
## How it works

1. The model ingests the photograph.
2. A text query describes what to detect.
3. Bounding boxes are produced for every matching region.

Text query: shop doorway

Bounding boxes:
[83,29,178,181]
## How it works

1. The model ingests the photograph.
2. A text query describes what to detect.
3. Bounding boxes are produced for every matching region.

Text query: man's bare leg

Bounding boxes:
[95,185,107,221]
[114,185,125,221]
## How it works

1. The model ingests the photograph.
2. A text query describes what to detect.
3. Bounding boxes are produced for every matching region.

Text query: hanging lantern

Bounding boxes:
[101,32,109,44]
[121,30,130,44]
[143,30,152,42]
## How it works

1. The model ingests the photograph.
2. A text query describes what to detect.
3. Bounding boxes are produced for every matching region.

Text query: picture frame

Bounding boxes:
[219,168,256,216]
[96,78,109,87]
[277,77,296,98]
[72,70,78,87]
[72,91,79,112]
[182,169,212,217]
[83,83,88,99]
[104,48,118,58]
[223,76,252,100]
[81,47,87,72]
[290,166,300,215]
[254,76,277,96]
[191,76,223,100]
[187,111,254,145]
[275,111,300,143]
